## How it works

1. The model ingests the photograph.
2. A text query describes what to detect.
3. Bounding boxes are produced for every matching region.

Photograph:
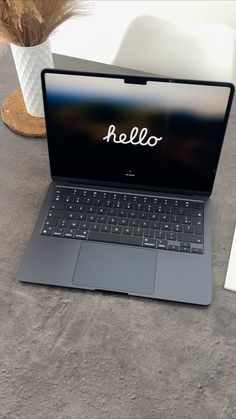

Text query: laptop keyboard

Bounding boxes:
[41,186,204,254]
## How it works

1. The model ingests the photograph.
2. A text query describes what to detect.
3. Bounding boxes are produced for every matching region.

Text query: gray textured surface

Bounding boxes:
[0,51,236,419]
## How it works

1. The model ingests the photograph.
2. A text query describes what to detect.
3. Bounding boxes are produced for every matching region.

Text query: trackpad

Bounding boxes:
[73,242,157,295]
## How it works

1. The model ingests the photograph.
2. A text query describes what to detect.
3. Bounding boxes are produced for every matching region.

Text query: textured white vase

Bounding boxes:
[10,39,54,117]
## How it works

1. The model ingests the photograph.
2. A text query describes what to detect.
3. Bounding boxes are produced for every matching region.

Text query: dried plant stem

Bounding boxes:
[0,0,87,48]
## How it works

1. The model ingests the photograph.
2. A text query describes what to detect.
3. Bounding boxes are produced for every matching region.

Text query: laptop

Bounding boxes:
[17,69,235,305]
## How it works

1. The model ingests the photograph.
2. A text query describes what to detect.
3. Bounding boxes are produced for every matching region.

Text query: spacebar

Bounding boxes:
[88,231,142,246]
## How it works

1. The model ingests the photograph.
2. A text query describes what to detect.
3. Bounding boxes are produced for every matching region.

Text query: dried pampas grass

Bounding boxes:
[0,0,87,48]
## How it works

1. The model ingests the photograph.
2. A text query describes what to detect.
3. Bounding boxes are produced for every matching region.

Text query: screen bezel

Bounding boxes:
[41,68,235,196]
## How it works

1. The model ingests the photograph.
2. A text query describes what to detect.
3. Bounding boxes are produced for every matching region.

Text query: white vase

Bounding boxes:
[10,39,54,117]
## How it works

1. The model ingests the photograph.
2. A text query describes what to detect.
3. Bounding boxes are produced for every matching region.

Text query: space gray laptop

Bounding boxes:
[17,69,234,305]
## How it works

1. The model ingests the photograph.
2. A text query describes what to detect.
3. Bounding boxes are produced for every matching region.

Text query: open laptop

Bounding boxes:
[17,69,234,305]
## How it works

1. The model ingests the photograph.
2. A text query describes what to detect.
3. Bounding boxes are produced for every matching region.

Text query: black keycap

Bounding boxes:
[183,225,194,234]
[68,221,79,229]
[129,219,139,227]
[48,209,65,219]
[63,229,74,238]
[97,215,108,223]
[88,231,142,246]
[187,208,203,217]
[74,230,88,239]
[178,233,202,244]
[112,226,122,234]
[77,213,86,221]
[123,227,133,235]
[180,247,190,253]
[140,220,150,228]
[87,214,97,222]
[173,223,182,232]
[90,223,101,232]
[192,202,204,209]
[45,218,58,227]
[118,218,129,226]
[144,229,155,238]
[168,244,179,251]
[155,230,166,239]
[41,226,53,236]
[133,227,144,236]
[57,220,68,228]
[149,213,159,221]
[180,242,191,248]
[166,232,176,241]
[162,222,172,231]
[156,239,168,249]
[51,202,66,210]
[150,221,161,230]
[143,238,156,248]
[108,216,118,225]
[193,219,204,234]
[53,228,63,237]
[80,222,90,230]
[66,211,76,220]
[101,224,111,233]
[191,248,203,254]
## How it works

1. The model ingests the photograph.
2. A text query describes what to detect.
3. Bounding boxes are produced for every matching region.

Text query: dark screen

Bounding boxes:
[43,73,232,193]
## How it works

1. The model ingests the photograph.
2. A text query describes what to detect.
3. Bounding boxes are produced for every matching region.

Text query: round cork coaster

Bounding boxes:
[1,89,46,138]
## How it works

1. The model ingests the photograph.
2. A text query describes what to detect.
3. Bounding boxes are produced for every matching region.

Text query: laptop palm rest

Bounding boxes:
[72,242,157,295]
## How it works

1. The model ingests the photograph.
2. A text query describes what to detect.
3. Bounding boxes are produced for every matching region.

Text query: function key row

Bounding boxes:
[54,187,204,209]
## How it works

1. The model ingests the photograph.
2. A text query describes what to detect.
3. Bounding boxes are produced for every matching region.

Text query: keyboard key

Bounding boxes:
[178,233,203,244]
[51,202,66,210]
[143,238,156,248]
[97,215,108,223]
[129,219,139,227]
[191,247,203,254]
[183,225,194,234]
[48,209,65,219]
[66,211,76,220]
[112,226,122,234]
[57,220,68,228]
[155,230,166,239]
[193,219,204,234]
[162,223,172,231]
[173,223,182,232]
[150,221,161,230]
[74,230,88,239]
[88,231,142,246]
[90,223,101,232]
[140,220,150,228]
[123,227,133,235]
[168,244,179,251]
[45,218,58,227]
[133,227,144,236]
[166,232,176,241]
[118,218,129,226]
[144,229,155,238]
[80,222,90,230]
[42,226,53,236]
[187,208,203,217]
[63,229,74,238]
[156,239,168,249]
[53,228,63,237]
[180,246,190,253]
[77,213,86,221]
[108,216,118,225]
[68,221,79,229]
[101,224,111,233]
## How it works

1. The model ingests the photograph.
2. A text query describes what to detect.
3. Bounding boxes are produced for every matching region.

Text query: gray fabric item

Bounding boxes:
[0,50,236,419]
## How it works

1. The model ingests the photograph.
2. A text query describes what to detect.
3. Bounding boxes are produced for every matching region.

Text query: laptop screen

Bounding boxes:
[42,71,234,194]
